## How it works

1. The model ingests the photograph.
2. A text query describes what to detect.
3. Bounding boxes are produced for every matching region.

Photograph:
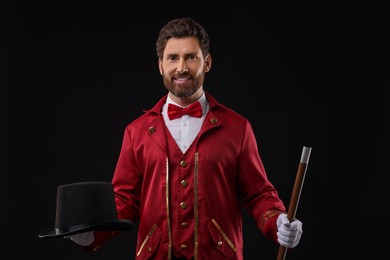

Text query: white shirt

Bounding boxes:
[162,92,209,153]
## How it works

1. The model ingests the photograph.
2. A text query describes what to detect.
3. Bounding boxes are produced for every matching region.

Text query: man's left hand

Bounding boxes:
[276,213,303,248]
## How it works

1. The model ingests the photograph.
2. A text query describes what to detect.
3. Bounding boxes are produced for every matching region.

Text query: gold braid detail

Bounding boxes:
[259,210,285,228]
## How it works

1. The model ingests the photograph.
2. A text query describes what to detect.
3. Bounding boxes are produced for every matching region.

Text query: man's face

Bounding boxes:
[159,36,211,98]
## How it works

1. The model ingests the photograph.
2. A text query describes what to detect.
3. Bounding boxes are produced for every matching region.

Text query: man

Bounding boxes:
[67,16,303,260]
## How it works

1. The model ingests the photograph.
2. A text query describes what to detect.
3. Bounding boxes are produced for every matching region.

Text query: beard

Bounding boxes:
[162,71,205,98]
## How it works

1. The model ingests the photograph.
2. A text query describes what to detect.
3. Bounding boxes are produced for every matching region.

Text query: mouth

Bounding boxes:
[173,75,192,84]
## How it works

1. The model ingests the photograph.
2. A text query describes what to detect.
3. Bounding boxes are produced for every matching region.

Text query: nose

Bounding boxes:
[177,61,188,73]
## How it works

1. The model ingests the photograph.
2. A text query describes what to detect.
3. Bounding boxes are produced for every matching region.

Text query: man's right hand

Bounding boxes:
[64,231,95,246]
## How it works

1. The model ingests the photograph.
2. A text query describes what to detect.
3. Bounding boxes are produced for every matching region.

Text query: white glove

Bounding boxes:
[64,231,95,246]
[276,213,303,248]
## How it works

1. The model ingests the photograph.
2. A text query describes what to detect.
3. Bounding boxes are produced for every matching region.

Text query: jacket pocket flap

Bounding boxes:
[208,219,236,258]
[137,224,162,258]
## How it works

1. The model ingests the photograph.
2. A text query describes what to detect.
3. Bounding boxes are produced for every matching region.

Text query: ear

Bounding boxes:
[158,59,163,75]
[205,54,212,72]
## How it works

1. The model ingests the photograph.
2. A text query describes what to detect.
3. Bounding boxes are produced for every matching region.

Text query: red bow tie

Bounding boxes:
[167,101,203,120]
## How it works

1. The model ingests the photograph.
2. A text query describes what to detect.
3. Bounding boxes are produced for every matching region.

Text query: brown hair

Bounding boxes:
[156,17,210,60]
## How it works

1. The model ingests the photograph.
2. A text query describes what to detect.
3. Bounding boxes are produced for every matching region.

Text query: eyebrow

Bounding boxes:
[165,52,198,58]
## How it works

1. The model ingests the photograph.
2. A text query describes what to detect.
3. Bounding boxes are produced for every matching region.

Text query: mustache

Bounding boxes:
[172,72,191,78]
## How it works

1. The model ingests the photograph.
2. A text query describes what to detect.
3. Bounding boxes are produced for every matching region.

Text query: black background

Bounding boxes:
[1,1,388,259]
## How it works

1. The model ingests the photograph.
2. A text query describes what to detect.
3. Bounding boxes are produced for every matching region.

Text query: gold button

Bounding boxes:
[180,244,188,250]
[148,246,152,252]
[211,118,218,124]
[180,180,188,187]
[180,161,187,167]
[217,241,223,246]
[180,222,188,228]
[149,127,156,134]
[180,202,187,209]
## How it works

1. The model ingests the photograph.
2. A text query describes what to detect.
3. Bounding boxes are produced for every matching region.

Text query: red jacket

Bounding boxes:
[90,91,286,259]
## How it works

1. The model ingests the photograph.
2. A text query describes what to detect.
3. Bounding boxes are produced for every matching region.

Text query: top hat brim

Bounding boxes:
[38,219,133,238]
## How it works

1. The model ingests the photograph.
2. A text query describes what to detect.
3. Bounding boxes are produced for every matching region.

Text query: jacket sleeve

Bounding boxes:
[237,120,286,243]
[111,126,142,222]
[81,231,119,252]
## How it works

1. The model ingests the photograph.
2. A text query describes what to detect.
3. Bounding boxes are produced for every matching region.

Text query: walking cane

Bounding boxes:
[276,146,312,260]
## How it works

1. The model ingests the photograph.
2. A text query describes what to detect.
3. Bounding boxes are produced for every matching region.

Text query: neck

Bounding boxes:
[168,88,204,107]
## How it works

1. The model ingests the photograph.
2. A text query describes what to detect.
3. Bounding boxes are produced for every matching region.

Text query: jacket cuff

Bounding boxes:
[258,210,285,243]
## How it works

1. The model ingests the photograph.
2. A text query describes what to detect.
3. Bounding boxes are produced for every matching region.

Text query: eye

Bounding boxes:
[188,55,198,61]
[166,55,178,62]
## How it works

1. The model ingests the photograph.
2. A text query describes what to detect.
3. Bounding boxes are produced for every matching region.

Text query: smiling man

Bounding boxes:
[66,17,303,260]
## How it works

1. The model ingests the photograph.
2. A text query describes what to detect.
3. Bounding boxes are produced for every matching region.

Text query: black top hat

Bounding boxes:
[38,181,133,238]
